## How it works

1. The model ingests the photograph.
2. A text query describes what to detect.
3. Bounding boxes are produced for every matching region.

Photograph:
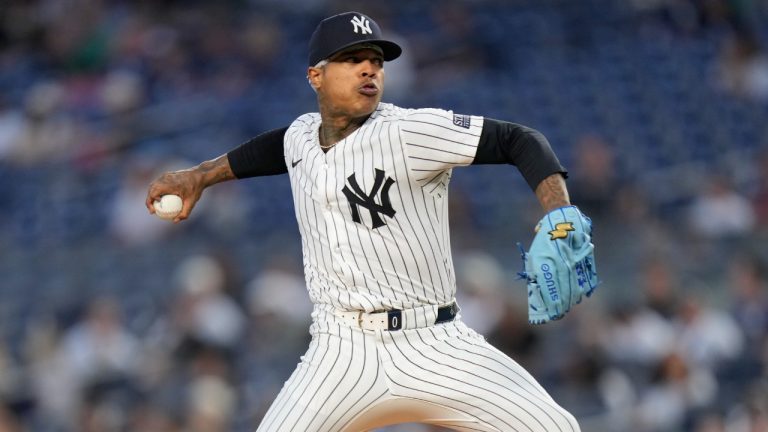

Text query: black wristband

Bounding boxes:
[472,118,567,190]
[227,127,289,179]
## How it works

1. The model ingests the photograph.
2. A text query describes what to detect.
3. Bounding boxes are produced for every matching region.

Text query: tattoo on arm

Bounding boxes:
[535,173,570,212]
[197,154,236,188]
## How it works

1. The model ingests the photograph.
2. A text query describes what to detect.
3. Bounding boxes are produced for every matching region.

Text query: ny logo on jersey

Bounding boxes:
[342,169,396,229]
[350,15,372,34]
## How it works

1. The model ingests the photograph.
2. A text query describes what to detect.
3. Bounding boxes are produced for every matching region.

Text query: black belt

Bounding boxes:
[436,301,460,324]
[385,301,459,331]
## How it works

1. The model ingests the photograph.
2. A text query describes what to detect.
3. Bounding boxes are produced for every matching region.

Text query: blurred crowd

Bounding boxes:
[1,0,768,431]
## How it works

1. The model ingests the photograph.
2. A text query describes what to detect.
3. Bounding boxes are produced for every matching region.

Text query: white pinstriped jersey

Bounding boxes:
[257,102,581,432]
[284,102,484,312]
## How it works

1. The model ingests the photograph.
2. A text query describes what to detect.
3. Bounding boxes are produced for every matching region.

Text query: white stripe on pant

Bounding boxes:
[256,316,580,432]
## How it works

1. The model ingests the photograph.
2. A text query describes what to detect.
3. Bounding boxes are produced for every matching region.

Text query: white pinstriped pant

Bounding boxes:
[256,307,580,432]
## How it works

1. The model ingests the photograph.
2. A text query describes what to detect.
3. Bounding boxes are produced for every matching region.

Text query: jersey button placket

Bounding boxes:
[321,163,340,253]
[315,164,330,212]
[326,163,354,285]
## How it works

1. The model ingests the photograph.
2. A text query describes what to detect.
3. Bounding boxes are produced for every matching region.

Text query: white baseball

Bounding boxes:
[153,194,183,220]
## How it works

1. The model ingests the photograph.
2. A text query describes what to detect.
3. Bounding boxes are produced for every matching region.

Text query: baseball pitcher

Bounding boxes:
[147,11,597,432]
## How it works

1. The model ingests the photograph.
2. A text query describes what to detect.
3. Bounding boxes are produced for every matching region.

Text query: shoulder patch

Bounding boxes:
[453,114,471,129]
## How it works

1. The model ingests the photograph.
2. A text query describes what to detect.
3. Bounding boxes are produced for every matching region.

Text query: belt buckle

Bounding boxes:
[387,310,402,331]
[356,311,364,328]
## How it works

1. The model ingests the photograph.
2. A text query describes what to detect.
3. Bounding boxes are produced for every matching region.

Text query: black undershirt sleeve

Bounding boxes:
[472,118,567,191]
[226,127,289,179]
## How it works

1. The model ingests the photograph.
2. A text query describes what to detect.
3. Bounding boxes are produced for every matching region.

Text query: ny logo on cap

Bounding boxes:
[350,15,372,34]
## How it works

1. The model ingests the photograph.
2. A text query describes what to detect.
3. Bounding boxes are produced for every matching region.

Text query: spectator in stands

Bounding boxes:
[172,254,246,352]
[0,340,29,430]
[675,297,744,369]
[599,259,680,366]
[245,254,311,327]
[244,253,311,380]
[727,255,768,354]
[723,383,768,431]
[634,353,717,432]
[566,134,618,224]
[183,347,237,432]
[714,33,768,102]
[607,186,674,285]
[485,303,540,371]
[687,174,755,240]
[600,301,676,366]
[57,296,142,430]
[454,250,506,335]
[641,258,680,320]
[98,70,147,151]
[5,81,79,166]
[23,315,70,429]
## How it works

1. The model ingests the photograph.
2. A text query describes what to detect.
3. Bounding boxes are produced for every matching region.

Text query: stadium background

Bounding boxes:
[1,0,767,431]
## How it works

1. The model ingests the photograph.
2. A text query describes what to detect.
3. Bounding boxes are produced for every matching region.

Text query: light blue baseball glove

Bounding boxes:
[518,205,598,325]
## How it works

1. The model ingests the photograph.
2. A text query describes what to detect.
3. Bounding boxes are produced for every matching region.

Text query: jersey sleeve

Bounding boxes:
[472,118,567,191]
[399,108,484,185]
[227,127,289,178]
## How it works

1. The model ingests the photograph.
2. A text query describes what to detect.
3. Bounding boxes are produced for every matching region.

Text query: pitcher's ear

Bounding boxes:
[307,67,323,91]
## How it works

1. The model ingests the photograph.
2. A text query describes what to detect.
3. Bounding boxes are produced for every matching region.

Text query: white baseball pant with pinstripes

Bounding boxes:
[256,305,580,432]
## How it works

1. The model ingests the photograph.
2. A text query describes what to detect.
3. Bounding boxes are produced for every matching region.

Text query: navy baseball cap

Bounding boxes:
[308,12,402,66]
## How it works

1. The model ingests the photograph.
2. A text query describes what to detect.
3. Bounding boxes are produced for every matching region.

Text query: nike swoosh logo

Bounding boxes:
[291,159,302,168]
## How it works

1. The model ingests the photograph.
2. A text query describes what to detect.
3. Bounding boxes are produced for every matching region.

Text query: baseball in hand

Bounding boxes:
[153,194,183,220]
